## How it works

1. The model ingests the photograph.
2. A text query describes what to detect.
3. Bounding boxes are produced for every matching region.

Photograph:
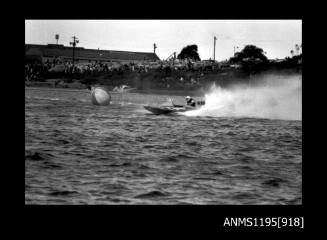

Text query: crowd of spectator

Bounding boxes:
[25,58,223,84]
[25,61,52,81]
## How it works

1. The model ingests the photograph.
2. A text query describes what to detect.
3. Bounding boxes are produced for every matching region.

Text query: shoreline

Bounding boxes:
[25,67,301,97]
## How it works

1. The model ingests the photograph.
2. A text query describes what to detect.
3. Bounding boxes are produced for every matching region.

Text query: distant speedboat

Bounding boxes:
[112,85,136,93]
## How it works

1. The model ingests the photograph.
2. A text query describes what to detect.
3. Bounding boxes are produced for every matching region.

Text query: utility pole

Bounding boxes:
[153,43,157,54]
[172,52,176,67]
[70,36,79,66]
[213,36,217,61]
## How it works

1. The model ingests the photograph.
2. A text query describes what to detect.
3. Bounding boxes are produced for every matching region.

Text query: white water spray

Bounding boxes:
[184,74,302,121]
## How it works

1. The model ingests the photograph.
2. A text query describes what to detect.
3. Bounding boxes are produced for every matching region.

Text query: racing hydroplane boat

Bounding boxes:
[144,99,205,115]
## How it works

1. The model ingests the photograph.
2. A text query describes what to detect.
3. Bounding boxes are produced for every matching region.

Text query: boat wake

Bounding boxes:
[183,74,302,121]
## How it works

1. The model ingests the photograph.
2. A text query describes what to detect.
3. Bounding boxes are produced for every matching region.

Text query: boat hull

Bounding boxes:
[144,105,192,115]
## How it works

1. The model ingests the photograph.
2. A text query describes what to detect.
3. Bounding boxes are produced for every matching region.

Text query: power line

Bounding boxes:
[69,36,79,66]
[218,37,289,43]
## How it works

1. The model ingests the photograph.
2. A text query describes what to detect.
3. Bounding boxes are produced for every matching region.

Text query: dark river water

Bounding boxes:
[25,87,302,205]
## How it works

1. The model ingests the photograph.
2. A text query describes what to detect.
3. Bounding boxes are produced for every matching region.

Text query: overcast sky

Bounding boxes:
[25,20,302,61]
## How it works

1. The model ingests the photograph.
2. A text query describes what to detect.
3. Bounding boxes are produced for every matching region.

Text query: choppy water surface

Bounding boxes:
[25,86,302,205]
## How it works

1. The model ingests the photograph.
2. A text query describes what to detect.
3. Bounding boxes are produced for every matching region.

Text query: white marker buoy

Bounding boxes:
[90,87,111,106]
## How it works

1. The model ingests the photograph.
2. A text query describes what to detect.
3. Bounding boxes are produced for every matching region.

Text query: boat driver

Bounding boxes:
[185,96,196,107]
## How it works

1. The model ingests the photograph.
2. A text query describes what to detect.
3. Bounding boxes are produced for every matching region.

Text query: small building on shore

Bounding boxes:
[25,44,160,64]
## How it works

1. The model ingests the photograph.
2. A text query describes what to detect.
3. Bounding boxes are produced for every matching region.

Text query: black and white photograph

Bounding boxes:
[25,20,302,206]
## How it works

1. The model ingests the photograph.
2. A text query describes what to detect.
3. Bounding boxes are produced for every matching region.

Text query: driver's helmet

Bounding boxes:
[186,96,191,100]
